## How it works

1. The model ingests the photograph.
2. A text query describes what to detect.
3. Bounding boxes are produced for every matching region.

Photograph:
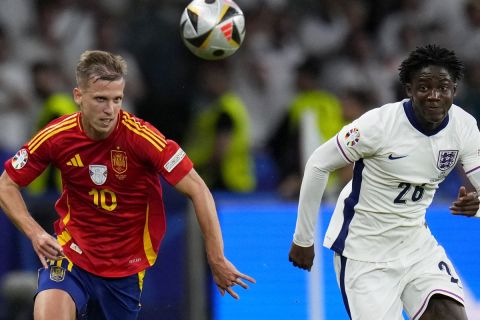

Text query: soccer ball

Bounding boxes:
[180,0,246,60]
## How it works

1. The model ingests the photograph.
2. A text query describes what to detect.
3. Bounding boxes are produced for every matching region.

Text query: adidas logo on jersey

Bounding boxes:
[67,154,84,167]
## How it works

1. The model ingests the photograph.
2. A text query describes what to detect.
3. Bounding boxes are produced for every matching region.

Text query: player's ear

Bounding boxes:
[405,83,413,98]
[73,87,82,105]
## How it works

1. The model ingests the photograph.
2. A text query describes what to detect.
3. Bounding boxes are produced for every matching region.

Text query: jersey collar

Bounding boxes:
[403,99,449,136]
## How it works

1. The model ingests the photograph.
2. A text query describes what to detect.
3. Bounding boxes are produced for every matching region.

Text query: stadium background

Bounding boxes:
[0,0,479,319]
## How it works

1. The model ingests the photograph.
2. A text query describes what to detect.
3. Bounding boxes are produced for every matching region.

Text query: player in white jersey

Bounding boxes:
[289,45,480,320]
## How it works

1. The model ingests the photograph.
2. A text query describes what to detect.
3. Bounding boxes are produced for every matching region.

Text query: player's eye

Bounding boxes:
[418,86,428,92]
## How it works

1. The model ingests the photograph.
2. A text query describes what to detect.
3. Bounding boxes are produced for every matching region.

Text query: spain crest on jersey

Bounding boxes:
[437,150,458,171]
[111,150,127,174]
[50,266,66,282]
[89,164,108,185]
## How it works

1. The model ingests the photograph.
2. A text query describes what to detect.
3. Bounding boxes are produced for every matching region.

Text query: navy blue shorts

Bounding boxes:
[36,257,144,320]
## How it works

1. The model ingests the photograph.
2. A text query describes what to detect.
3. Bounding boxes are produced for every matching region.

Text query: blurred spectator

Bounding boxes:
[296,0,349,57]
[185,62,256,193]
[0,1,479,318]
[377,0,464,58]
[452,0,480,62]
[124,1,195,143]
[0,25,34,156]
[230,4,304,151]
[456,59,480,122]
[322,30,396,105]
[13,0,59,66]
[339,87,375,122]
[0,0,34,41]
[341,0,370,33]
[93,11,146,113]
[27,60,77,198]
[268,56,345,200]
[15,0,97,85]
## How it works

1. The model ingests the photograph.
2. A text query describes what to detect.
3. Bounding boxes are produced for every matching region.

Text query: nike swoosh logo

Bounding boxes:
[388,154,407,160]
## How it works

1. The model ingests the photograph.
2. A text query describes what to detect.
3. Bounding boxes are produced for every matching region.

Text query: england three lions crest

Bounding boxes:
[111,150,127,174]
[89,165,107,185]
[437,150,458,171]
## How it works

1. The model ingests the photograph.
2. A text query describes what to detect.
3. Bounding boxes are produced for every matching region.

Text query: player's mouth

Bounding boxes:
[99,118,113,127]
[426,105,443,112]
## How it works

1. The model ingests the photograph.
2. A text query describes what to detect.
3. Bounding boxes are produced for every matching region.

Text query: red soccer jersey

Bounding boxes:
[5,110,193,277]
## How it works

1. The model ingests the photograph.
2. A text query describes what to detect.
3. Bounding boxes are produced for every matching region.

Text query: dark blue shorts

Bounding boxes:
[36,257,144,320]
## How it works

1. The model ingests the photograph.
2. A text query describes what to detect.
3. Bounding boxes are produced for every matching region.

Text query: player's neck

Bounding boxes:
[80,114,118,141]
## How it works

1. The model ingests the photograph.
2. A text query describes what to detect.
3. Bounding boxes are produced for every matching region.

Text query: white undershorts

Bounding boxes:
[334,244,465,320]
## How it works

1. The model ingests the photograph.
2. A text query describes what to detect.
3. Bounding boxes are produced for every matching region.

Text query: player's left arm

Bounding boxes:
[450,115,480,217]
[450,172,480,217]
[174,168,256,299]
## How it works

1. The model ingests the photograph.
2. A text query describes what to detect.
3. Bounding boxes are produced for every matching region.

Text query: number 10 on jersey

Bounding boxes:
[89,188,117,211]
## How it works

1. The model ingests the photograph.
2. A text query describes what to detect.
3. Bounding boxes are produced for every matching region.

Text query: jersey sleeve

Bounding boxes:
[4,141,51,187]
[294,137,350,246]
[459,116,480,176]
[335,108,384,163]
[158,139,193,185]
[122,114,194,186]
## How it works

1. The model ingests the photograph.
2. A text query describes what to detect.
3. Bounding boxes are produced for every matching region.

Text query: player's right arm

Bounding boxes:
[289,137,351,271]
[174,168,255,299]
[0,171,63,268]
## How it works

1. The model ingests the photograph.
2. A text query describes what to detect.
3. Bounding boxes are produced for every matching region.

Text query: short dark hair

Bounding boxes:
[398,44,464,85]
[76,50,127,88]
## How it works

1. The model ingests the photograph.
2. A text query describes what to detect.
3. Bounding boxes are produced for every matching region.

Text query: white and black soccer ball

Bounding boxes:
[180,0,246,60]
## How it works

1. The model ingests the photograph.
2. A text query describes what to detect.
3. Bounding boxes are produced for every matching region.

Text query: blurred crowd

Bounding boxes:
[1,0,480,318]
[1,0,480,198]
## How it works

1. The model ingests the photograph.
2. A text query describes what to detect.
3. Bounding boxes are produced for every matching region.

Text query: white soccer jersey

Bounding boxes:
[321,99,480,262]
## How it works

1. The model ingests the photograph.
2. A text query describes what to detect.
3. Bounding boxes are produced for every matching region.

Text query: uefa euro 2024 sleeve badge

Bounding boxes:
[344,128,360,147]
[12,148,28,169]
[89,164,108,185]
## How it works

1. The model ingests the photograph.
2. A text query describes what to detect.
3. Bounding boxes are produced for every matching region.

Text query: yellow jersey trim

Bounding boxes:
[138,270,145,291]
[28,114,78,153]
[142,203,157,266]
[57,230,72,246]
[62,194,71,226]
[122,113,166,149]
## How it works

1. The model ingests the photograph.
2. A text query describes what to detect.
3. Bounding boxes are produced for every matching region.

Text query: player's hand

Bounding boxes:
[449,186,479,217]
[31,232,64,268]
[288,242,314,271]
[209,257,256,300]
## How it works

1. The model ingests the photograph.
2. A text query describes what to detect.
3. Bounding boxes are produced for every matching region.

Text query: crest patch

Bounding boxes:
[89,165,108,185]
[437,150,458,171]
[344,128,360,147]
[111,150,127,174]
[12,149,28,169]
[49,266,66,282]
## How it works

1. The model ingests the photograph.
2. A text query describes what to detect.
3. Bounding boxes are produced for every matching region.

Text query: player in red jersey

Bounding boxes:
[0,50,255,320]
